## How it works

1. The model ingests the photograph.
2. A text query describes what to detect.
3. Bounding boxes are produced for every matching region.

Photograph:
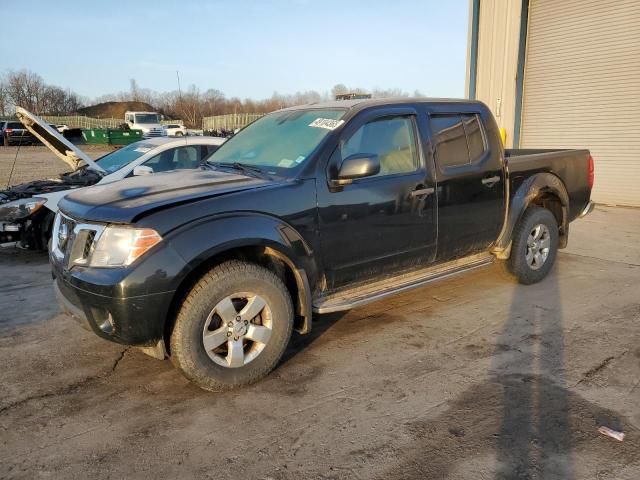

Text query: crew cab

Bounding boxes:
[51,98,594,391]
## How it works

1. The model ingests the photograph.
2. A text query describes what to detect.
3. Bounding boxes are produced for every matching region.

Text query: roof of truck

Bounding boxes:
[278,97,486,113]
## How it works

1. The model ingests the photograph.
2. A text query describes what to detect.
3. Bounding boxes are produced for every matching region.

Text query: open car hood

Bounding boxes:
[15,107,105,174]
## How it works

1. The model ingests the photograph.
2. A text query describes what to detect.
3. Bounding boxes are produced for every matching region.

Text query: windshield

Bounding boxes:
[96,142,155,173]
[134,114,160,124]
[207,109,345,174]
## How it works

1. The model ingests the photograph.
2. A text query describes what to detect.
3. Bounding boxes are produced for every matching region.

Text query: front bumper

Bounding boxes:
[0,221,24,243]
[51,244,186,346]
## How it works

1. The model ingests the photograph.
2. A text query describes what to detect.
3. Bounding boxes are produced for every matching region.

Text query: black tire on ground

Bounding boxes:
[175,131,184,136]
[505,206,559,285]
[170,260,294,391]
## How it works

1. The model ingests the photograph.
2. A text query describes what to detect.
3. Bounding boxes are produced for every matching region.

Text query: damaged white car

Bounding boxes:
[0,107,225,249]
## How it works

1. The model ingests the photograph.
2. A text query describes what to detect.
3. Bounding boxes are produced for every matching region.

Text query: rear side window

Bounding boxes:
[7,122,24,129]
[430,115,469,168]
[430,113,486,169]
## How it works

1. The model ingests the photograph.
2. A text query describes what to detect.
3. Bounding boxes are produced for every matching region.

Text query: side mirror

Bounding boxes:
[133,165,154,176]
[333,153,380,185]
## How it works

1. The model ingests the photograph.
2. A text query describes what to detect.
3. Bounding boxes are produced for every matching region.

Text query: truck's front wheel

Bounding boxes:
[170,260,294,391]
[506,207,559,285]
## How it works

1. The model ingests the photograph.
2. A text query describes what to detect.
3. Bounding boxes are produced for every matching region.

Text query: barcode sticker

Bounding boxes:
[309,118,344,130]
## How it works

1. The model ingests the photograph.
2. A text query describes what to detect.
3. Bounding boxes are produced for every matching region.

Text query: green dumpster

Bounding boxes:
[82,128,109,145]
[108,129,143,145]
[81,128,143,145]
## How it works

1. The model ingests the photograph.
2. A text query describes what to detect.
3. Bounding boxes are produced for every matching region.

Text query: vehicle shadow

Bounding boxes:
[493,270,574,478]
[279,311,348,366]
[373,262,635,480]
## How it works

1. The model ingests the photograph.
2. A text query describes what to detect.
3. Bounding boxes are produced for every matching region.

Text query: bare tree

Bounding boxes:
[331,84,349,98]
[1,70,84,115]
[0,81,7,116]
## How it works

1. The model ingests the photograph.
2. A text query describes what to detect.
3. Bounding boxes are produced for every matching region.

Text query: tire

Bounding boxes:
[175,131,184,137]
[170,260,294,391]
[506,206,559,285]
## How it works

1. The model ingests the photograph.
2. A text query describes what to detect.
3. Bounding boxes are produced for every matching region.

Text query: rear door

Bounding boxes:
[317,107,438,289]
[428,111,504,261]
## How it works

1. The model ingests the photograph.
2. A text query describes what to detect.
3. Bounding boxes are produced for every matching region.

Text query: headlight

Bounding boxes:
[0,197,47,221]
[89,226,162,267]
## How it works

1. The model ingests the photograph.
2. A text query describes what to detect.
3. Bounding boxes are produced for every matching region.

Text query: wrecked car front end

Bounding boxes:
[0,169,102,248]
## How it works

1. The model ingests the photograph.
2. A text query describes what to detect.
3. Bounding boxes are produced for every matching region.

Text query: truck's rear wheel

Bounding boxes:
[170,260,293,391]
[506,207,559,285]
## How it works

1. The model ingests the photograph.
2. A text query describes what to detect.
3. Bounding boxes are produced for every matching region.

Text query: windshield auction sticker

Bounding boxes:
[309,118,344,130]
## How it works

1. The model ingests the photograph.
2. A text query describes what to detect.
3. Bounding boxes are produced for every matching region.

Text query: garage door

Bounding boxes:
[520,0,640,206]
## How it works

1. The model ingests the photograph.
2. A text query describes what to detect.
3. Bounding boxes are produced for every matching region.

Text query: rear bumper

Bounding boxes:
[579,201,595,218]
[5,136,34,145]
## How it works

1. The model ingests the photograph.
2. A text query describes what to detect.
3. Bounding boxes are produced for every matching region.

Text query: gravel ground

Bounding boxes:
[0,149,638,479]
[0,145,113,187]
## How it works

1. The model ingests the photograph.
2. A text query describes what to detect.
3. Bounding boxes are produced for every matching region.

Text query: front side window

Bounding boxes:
[207,109,345,175]
[143,146,202,172]
[341,116,419,177]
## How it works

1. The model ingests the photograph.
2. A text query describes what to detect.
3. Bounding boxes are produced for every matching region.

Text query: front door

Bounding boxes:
[317,109,437,290]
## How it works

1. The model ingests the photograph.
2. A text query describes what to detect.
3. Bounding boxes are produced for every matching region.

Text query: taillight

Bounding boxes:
[5,128,12,134]
[588,155,594,190]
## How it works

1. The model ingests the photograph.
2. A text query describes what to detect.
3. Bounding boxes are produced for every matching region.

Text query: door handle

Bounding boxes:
[409,187,435,198]
[481,176,501,187]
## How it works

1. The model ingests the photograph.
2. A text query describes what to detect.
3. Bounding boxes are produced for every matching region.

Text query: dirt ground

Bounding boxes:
[0,145,112,187]
[0,149,638,479]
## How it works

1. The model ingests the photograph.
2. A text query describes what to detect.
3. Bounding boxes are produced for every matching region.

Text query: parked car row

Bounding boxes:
[0,107,225,248]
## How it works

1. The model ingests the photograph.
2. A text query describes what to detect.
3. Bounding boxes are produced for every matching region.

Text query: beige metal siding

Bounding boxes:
[472,0,523,148]
[520,0,640,206]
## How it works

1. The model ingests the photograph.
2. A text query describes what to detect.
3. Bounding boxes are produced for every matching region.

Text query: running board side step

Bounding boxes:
[312,253,494,314]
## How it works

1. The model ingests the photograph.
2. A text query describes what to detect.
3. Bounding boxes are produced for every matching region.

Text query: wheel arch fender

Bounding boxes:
[164,212,317,340]
[495,172,570,254]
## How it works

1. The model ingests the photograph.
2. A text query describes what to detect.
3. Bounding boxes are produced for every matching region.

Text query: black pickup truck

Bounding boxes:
[51,99,594,391]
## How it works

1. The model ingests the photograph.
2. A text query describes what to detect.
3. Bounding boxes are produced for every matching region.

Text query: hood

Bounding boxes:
[58,168,277,224]
[15,107,105,173]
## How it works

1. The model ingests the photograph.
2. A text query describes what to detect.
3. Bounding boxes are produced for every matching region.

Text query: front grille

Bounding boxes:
[83,231,96,258]
[144,128,165,138]
[52,213,104,268]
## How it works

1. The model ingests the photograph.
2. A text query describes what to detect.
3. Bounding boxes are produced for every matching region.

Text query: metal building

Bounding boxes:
[466,0,640,206]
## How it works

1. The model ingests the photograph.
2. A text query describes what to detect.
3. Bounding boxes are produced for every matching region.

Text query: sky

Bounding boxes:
[1,0,469,101]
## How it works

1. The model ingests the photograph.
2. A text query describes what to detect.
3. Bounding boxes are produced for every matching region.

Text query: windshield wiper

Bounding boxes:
[210,162,268,178]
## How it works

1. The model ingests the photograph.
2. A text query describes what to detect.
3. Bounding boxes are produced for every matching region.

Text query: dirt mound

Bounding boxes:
[77,101,157,119]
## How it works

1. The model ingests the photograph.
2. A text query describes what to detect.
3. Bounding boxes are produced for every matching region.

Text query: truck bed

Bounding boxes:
[505,148,592,222]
